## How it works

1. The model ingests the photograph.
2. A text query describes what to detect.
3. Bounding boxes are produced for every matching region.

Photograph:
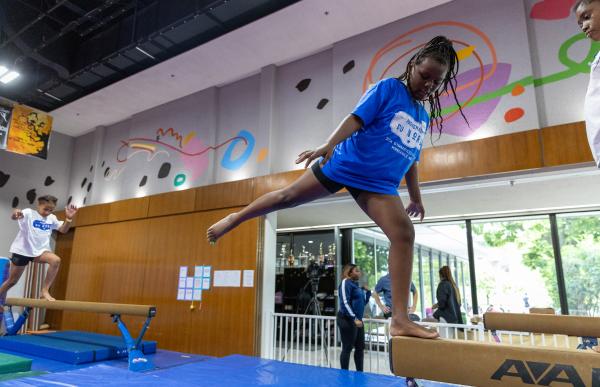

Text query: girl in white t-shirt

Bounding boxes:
[575,0,600,165]
[0,195,77,305]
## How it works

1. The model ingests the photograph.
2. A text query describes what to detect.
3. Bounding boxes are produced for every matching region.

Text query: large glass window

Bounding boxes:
[352,229,377,289]
[278,210,600,319]
[421,249,433,314]
[414,222,471,317]
[471,217,559,314]
[557,212,600,316]
[375,238,390,283]
[412,247,422,315]
[292,231,336,268]
[275,230,337,315]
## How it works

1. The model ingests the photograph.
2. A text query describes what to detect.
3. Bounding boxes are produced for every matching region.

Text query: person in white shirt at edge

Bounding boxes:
[575,0,600,166]
[0,195,77,308]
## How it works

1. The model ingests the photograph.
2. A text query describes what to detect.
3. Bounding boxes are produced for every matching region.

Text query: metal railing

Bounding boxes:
[267,312,576,375]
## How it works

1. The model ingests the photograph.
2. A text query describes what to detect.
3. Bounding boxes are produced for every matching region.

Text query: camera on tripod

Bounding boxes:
[305,260,326,282]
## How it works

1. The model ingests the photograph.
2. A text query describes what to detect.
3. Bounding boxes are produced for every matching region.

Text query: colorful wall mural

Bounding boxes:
[60,0,597,206]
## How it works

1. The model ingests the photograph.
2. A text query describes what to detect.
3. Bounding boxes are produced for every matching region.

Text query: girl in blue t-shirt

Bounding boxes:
[208,36,467,339]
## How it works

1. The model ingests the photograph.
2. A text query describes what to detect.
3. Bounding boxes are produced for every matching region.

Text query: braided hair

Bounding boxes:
[398,36,468,138]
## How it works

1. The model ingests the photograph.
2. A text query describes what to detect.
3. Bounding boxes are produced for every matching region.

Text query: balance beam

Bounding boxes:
[5,298,156,318]
[3,298,157,372]
[390,336,600,386]
[484,312,600,337]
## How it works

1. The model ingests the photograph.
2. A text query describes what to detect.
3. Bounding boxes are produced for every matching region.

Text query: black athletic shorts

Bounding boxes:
[311,162,364,200]
[11,253,35,267]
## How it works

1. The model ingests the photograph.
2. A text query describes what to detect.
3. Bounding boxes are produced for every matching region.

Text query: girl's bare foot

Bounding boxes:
[390,319,439,339]
[41,290,56,302]
[206,213,238,243]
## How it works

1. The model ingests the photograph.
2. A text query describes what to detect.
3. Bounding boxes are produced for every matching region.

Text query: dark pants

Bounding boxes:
[337,312,365,371]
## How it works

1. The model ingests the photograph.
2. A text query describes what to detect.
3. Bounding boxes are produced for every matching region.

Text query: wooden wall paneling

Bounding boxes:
[44,230,74,329]
[195,179,255,211]
[252,170,303,199]
[74,204,110,226]
[60,225,112,331]
[541,122,594,167]
[108,197,149,223]
[137,213,198,352]
[94,219,152,335]
[187,208,259,357]
[419,130,543,182]
[148,189,196,217]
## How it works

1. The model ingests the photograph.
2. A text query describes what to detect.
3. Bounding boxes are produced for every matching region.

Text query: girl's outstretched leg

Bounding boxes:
[355,192,439,339]
[207,168,331,242]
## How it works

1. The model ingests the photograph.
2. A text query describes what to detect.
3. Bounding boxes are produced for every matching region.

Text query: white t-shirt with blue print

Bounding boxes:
[321,78,429,195]
[10,208,63,257]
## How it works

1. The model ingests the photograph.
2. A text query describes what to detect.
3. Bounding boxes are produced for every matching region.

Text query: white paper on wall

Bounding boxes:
[193,289,202,301]
[243,270,254,288]
[213,270,241,287]
[179,266,188,277]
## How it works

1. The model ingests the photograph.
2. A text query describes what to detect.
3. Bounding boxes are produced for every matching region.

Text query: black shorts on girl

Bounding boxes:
[11,253,35,267]
[311,162,364,200]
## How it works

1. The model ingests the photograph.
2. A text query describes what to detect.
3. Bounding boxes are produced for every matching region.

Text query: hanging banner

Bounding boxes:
[6,104,53,159]
[0,105,11,150]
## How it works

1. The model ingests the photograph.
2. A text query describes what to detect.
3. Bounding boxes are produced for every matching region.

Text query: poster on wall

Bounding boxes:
[0,105,11,150]
[6,104,53,159]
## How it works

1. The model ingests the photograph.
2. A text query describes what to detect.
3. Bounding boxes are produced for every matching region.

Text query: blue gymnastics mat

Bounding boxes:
[0,334,110,364]
[0,331,157,365]
[1,354,459,386]
[36,330,157,356]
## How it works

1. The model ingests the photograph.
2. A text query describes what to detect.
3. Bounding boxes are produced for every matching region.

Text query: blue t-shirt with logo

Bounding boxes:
[321,78,429,195]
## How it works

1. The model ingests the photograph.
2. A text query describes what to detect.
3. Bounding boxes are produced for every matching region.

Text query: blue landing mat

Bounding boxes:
[0,335,110,364]
[0,349,211,374]
[0,331,157,365]
[36,330,157,356]
[1,355,457,387]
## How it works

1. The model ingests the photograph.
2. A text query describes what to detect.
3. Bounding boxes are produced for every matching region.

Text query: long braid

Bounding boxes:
[398,36,468,139]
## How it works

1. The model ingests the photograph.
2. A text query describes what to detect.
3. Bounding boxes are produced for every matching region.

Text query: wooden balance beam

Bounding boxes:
[484,312,600,337]
[3,298,157,371]
[5,298,156,318]
[390,336,600,386]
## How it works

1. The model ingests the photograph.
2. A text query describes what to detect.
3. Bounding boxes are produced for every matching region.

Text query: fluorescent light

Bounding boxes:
[0,71,20,84]
[135,46,156,60]
[0,66,8,77]
[43,92,62,102]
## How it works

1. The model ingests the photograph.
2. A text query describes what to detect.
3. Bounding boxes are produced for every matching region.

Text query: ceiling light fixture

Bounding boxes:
[0,69,20,84]
[135,46,156,60]
[37,89,62,102]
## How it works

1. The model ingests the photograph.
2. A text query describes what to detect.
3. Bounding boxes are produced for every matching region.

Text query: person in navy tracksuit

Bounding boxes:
[337,263,371,371]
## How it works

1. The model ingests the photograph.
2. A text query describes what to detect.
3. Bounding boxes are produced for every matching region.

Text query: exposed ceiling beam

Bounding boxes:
[14,0,67,27]
[0,0,69,49]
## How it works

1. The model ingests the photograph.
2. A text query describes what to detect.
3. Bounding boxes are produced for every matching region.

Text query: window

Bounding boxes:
[557,212,600,316]
[352,229,377,289]
[472,217,559,314]
[414,222,471,317]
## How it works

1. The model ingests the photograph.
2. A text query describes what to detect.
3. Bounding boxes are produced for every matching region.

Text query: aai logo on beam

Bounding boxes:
[491,359,600,386]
